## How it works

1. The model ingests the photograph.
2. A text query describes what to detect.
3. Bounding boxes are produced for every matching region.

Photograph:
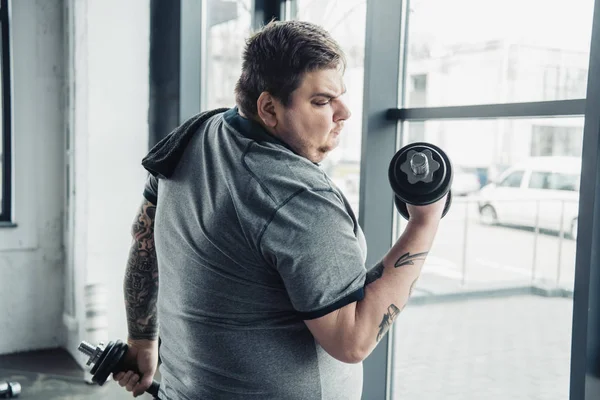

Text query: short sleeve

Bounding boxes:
[259,189,367,320]
[143,174,159,205]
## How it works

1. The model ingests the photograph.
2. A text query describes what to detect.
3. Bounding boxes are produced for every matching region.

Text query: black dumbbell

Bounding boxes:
[78,340,160,397]
[0,381,20,398]
[389,142,453,220]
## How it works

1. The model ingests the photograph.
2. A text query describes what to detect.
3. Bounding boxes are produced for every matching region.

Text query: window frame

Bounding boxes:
[363,0,600,399]
[0,0,11,223]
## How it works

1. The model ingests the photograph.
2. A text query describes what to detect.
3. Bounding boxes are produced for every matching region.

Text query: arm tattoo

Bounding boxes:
[125,200,159,340]
[365,261,385,285]
[394,251,429,268]
[374,277,420,342]
[376,304,402,342]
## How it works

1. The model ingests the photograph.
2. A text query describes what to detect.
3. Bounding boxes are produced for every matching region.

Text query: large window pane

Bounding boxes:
[406,0,594,107]
[205,0,252,109]
[0,28,3,217]
[391,118,582,399]
[291,0,366,215]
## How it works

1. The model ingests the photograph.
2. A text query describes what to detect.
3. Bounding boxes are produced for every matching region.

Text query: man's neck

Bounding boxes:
[238,108,275,136]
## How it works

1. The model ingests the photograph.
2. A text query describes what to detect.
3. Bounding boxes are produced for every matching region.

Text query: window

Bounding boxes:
[205,0,252,109]
[500,170,524,187]
[393,117,584,398]
[549,173,579,191]
[0,0,10,222]
[408,74,427,107]
[529,171,550,189]
[358,0,597,397]
[406,0,594,107]
[531,125,583,157]
[411,74,427,91]
[528,171,579,191]
[288,0,367,215]
[544,66,588,100]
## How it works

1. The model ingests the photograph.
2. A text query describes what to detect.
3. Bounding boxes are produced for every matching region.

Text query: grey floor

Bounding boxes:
[0,349,155,399]
[0,295,573,400]
[392,295,573,400]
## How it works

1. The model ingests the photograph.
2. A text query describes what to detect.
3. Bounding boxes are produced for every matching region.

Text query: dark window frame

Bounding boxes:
[0,0,11,223]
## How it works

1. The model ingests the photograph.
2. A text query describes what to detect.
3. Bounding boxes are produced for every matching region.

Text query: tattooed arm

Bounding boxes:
[124,199,159,341]
[114,199,160,396]
[304,198,445,364]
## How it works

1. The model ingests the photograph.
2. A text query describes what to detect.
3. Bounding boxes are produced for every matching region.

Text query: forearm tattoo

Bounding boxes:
[368,252,428,341]
[125,200,159,340]
[376,304,401,342]
[366,251,428,286]
[365,261,385,285]
[394,251,429,268]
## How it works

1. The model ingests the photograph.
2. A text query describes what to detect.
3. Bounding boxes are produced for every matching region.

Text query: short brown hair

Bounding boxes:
[234,20,346,117]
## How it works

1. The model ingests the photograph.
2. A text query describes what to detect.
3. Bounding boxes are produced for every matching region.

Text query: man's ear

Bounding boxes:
[256,92,278,128]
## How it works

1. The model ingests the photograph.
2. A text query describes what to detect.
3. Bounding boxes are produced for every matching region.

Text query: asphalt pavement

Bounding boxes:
[400,196,577,295]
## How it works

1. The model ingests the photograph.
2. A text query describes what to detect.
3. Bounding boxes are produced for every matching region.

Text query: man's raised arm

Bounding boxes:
[304,197,446,364]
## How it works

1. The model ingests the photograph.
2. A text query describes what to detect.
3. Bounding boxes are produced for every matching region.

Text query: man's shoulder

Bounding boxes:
[242,146,334,206]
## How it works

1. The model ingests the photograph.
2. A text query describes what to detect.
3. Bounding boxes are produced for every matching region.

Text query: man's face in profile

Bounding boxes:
[273,68,351,163]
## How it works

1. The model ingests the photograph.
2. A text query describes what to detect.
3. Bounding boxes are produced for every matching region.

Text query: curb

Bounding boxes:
[410,285,573,306]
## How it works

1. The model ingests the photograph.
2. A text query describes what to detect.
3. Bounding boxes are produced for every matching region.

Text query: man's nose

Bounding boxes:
[335,99,351,121]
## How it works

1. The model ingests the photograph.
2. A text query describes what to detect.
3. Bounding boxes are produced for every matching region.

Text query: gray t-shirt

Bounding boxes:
[144,107,368,400]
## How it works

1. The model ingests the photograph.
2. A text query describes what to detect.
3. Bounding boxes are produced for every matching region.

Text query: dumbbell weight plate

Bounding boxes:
[80,339,161,398]
[389,142,453,219]
[91,341,126,386]
[394,190,453,221]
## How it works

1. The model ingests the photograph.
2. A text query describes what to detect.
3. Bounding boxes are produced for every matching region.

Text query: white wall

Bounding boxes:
[65,0,151,365]
[0,0,151,361]
[0,0,67,354]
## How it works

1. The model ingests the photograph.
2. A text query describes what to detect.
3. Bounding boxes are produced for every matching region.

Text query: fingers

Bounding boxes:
[112,370,153,397]
[113,371,126,381]
[133,375,154,397]
[113,370,142,393]
[126,374,140,392]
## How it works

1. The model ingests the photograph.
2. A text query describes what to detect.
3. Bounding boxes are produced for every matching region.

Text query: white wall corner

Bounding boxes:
[63,0,151,368]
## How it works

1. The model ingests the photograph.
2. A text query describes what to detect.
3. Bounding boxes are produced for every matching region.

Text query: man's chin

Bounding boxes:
[316,147,335,161]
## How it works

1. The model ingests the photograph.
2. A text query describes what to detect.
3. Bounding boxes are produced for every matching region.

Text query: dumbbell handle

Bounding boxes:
[113,368,160,397]
[113,348,160,397]
[145,380,160,397]
[104,364,160,397]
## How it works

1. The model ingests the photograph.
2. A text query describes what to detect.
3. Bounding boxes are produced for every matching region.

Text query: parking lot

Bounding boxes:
[405,196,577,293]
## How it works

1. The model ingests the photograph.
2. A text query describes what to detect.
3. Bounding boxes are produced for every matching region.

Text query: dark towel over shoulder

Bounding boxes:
[141,108,229,178]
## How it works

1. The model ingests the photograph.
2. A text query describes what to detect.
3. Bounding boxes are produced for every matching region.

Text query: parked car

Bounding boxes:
[477,156,581,239]
[452,165,481,196]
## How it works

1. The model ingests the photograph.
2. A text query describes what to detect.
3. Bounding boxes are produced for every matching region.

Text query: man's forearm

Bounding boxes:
[351,219,439,356]
[124,200,159,341]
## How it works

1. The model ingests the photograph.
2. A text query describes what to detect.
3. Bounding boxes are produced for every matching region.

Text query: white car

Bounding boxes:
[477,156,581,239]
[452,165,481,196]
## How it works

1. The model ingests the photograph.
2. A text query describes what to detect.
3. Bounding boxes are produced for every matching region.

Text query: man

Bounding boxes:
[114,20,445,399]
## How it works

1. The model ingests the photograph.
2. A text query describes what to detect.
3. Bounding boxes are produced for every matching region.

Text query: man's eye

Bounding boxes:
[314,100,330,106]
